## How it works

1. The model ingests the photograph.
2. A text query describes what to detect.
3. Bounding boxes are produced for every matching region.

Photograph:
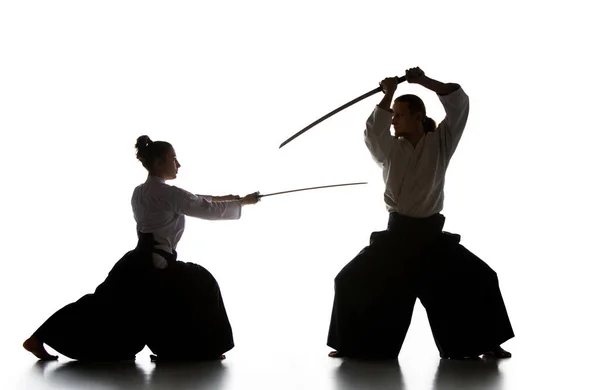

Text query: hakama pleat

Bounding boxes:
[418,233,515,358]
[33,230,236,361]
[327,212,515,359]
[326,213,445,359]
[145,261,234,360]
[33,249,151,361]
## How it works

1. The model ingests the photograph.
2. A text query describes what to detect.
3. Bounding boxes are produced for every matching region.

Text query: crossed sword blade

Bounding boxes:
[256,181,367,199]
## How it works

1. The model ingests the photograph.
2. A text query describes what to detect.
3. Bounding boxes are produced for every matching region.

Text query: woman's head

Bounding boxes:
[135,135,180,180]
[392,94,436,138]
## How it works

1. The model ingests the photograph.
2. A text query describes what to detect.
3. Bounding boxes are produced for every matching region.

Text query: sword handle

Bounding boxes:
[377,75,407,92]
[396,75,407,84]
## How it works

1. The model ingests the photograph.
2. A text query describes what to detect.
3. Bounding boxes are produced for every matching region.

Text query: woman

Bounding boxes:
[23,135,259,361]
[326,67,514,360]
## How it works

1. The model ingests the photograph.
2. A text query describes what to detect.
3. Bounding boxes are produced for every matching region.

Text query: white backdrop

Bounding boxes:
[1,0,599,385]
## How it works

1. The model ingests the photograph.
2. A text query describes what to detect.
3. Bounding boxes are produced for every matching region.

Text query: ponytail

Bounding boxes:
[422,116,436,133]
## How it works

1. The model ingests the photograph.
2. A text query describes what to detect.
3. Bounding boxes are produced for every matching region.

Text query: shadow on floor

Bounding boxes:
[148,359,229,389]
[432,357,503,390]
[24,355,505,390]
[28,360,147,389]
[332,356,504,390]
[333,359,405,390]
[28,358,230,390]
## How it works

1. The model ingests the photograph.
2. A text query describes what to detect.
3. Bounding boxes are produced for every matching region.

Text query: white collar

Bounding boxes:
[147,174,165,184]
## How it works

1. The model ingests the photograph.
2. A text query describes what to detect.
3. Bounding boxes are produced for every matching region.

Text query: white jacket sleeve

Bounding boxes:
[168,186,242,220]
[364,105,395,165]
[196,194,213,202]
[437,87,470,159]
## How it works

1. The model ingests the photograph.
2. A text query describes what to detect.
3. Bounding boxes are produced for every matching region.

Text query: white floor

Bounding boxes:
[5,297,598,390]
[12,353,508,390]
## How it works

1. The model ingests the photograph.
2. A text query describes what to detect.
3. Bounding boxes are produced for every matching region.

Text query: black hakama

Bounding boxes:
[144,260,235,360]
[136,232,234,360]
[419,232,515,358]
[327,212,446,359]
[32,232,234,361]
[326,212,515,359]
[32,246,152,361]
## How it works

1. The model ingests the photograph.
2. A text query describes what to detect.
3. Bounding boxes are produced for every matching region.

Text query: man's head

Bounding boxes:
[392,94,436,138]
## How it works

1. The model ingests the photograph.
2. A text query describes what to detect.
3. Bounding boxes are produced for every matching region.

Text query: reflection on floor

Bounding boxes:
[15,353,513,390]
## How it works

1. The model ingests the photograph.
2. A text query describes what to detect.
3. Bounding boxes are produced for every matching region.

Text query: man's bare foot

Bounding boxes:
[23,336,58,361]
[328,350,343,358]
[483,346,512,359]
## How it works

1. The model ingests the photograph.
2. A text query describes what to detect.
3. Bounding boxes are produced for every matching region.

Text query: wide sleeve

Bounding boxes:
[364,105,395,165]
[168,186,241,220]
[437,87,470,159]
[195,194,213,202]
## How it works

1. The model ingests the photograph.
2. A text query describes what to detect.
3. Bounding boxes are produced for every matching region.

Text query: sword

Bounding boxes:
[255,181,368,199]
[279,76,407,149]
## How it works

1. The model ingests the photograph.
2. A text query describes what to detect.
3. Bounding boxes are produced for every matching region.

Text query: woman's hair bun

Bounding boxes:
[135,135,153,161]
[135,135,153,150]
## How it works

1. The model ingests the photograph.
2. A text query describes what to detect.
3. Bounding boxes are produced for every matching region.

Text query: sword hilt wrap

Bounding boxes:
[377,75,407,92]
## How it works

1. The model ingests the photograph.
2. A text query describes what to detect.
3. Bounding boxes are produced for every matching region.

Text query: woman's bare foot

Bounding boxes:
[23,336,58,361]
[483,345,512,359]
[328,350,343,358]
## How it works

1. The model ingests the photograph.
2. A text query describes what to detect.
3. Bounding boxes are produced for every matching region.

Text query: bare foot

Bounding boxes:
[483,346,512,359]
[23,336,58,361]
[328,350,343,358]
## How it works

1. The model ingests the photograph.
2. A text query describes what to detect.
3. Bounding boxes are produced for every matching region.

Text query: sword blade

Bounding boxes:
[258,181,368,198]
[278,76,406,149]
